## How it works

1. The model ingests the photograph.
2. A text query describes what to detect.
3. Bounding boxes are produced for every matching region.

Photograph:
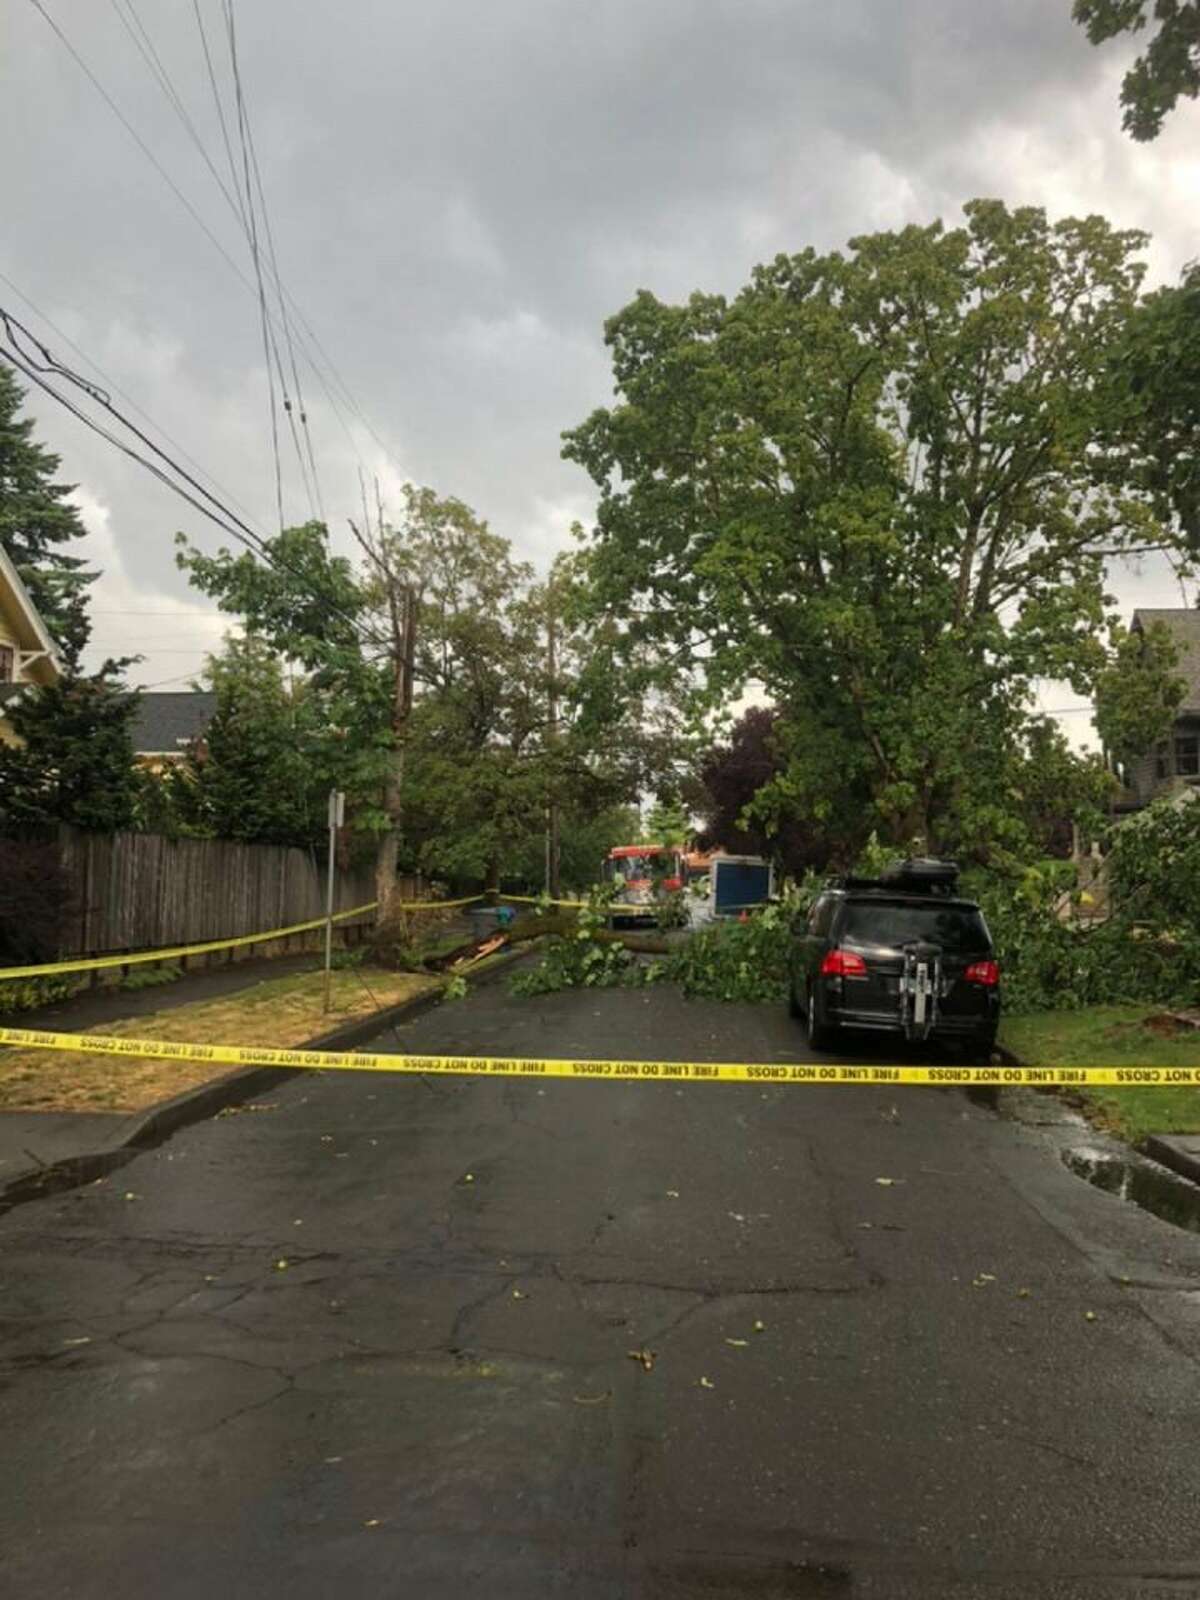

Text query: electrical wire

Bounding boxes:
[35,0,405,498]
[221,0,284,532]
[110,0,322,525]
[0,315,389,654]
[0,267,269,539]
[29,0,360,508]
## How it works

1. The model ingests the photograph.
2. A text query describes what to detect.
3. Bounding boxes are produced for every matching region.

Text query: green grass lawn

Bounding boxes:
[1000,1005,1200,1142]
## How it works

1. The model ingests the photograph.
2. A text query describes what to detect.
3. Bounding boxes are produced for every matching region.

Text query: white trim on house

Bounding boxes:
[0,542,61,665]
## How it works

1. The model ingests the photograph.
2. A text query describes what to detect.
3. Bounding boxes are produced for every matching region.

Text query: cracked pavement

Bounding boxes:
[4,982,1200,1597]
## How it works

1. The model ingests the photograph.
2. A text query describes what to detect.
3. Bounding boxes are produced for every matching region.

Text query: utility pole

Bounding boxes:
[323,788,345,1012]
[545,579,561,900]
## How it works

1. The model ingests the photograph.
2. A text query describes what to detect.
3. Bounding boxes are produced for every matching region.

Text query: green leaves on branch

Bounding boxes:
[1073,0,1200,140]
[1094,622,1186,771]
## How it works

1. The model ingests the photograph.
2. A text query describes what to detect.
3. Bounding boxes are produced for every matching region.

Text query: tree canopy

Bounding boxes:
[178,492,683,898]
[0,668,141,832]
[564,200,1165,862]
[1104,262,1200,547]
[0,361,95,663]
[1073,0,1200,139]
[163,634,334,848]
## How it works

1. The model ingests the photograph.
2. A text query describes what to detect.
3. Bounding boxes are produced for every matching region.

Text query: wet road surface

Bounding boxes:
[3,981,1200,1597]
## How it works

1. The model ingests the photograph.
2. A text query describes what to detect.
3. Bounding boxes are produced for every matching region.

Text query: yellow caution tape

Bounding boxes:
[504,894,590,909]
[0,1025,1196,1085]
[0,895,486,981]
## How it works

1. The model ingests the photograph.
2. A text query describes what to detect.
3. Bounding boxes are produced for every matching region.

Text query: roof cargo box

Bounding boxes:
[878,858,959,894]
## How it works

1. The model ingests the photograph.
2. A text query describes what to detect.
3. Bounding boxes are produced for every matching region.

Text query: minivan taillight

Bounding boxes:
[820,949,867,978]
[964,960,999,987]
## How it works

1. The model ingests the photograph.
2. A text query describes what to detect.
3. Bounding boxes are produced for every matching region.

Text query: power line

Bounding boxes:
[221,0,284,532]
[108,0,322,526]
[0,314,387,654]
[240,66,325,523]
[0,267,268,539]
[29,0,366,505]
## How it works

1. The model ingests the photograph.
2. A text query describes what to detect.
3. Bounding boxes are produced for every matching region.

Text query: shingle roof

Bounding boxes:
[1132,610,1200,714]
[130,691,217,754]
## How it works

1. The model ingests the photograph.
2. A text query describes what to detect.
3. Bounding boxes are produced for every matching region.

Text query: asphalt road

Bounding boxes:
[4,980,1200,1598]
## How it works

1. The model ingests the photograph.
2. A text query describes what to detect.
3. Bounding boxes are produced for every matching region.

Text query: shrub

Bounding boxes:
[0,973,78,1015]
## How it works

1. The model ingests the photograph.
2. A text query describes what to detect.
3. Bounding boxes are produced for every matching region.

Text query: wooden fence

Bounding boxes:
[53,827,381,957]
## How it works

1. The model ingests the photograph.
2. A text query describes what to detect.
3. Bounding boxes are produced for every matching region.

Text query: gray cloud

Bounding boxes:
[3,0,1198,714]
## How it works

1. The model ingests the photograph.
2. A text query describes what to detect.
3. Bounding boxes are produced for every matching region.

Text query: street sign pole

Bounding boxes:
[324,789,345,1013]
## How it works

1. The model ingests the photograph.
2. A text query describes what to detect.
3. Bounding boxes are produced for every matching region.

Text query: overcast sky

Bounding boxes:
[4,0,1199,743]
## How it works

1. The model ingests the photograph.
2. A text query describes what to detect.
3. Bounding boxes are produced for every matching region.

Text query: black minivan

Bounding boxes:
[788,859,1000,1057]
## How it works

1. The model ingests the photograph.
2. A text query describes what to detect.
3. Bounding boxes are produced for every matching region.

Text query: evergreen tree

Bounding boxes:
[174,635,328,847]
[0,668,141,831]
[0,360,95,663]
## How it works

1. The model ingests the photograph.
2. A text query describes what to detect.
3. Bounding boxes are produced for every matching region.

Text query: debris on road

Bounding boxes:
[699,1376,715,1389]
[572,1391,612,1406]
[627,1347,656,1372]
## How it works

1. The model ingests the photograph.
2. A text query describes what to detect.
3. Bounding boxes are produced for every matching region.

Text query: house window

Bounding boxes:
[0,645,13,683]
[1176,734,1200,778]
[1155,741,1170,780]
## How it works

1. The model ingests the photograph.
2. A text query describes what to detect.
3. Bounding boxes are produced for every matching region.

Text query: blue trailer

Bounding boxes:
[709,855,773,917]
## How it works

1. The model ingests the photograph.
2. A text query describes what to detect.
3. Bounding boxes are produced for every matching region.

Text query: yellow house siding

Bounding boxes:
[0,548,62,744]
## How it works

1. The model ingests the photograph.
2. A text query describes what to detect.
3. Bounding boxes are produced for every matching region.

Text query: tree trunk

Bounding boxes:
[375,585,416,927]
[374,744,403,915]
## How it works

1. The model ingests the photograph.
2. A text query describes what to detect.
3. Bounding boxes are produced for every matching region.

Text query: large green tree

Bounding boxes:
[564,200,1164,862]
[0,361,95,662]
[1073,0,1200,140]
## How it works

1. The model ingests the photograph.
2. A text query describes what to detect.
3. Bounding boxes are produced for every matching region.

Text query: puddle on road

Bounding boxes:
[1063,1146,1200,1235]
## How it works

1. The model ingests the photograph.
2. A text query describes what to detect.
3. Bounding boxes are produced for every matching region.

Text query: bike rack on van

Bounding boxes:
[900,941,943,1041]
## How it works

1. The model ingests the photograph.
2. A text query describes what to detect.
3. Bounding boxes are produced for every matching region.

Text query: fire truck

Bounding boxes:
[602,844,685,926]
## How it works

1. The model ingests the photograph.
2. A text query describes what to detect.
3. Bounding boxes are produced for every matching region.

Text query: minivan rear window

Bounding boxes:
[841,901,990,953]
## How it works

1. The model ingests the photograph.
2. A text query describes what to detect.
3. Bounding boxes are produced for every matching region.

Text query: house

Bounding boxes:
[0,542,62,744]
[129,691,217,769]
[1119,609,1200,809]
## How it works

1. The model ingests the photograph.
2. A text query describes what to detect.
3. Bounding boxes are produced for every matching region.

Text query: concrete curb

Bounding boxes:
[1143,1134,1200,1188]
[0,944,536,1216]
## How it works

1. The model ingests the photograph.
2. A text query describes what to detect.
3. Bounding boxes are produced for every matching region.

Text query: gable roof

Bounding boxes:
[130,691,217,755]
[1132,610,1200,714]
[0,541,61,663]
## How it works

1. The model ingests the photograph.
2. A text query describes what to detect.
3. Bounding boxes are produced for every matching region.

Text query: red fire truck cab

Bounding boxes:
[602,844,685,924]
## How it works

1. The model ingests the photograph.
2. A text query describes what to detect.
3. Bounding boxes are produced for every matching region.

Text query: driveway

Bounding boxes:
[2,981,1200,1597]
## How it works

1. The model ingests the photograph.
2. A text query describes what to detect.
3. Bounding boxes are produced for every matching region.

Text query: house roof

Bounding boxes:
[0,541,61,664]
[1132,610,1200,713]
[130,691,217,755]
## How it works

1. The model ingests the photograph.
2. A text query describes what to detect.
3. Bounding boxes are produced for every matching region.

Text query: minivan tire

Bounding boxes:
[806,984,836,1052]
